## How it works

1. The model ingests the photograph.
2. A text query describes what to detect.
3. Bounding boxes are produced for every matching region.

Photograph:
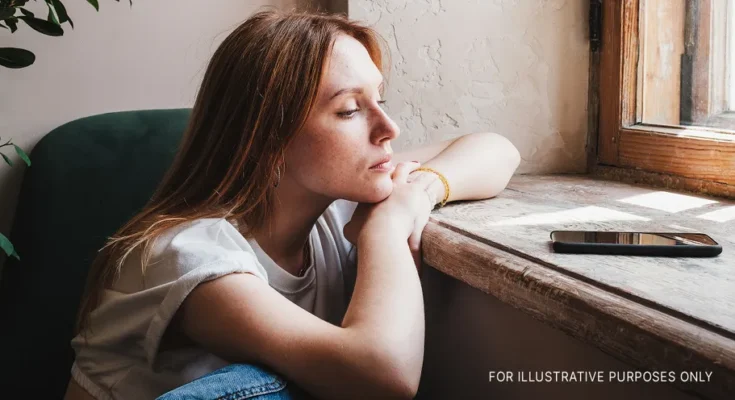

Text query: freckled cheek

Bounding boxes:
[295,141,342,178]
[296,122,364,180]
[313,133,358,165]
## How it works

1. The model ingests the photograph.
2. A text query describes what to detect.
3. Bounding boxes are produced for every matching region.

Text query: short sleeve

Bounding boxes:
[141,219,268,366]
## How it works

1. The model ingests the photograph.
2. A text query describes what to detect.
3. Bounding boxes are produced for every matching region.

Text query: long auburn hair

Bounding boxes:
[76,9,387,333]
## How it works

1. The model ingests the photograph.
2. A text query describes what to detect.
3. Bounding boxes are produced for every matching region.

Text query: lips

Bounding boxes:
[370,155,393,168]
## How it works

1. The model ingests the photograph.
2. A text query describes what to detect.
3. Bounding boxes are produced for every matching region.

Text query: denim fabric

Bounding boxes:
[157,364,312,400]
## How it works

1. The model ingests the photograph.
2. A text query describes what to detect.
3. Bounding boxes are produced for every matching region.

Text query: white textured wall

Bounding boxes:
[0,0,311,268]
[349,0,589,174]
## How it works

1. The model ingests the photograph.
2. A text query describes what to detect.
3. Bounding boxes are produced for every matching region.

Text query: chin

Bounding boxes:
[348,180,392,204]
[339,173,394,203]
[367,180,394,203]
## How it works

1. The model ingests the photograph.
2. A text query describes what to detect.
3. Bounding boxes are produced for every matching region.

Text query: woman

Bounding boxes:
[64,9,520,400]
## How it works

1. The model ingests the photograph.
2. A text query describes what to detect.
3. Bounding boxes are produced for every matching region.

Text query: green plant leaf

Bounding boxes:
[0,232,20,261]
[13,144,31,166]
[0,22,7,30]
[51,0,72,28]
[87,0,99,12]
[46,3,59,25]
[0,8,15,20]
[1,152,13,167]
[18,16,63,36]
[19,8,34,18]
[5,17,18,33]
[0,47,35,68]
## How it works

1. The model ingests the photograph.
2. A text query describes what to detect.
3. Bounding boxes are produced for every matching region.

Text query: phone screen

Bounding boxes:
[551,231,718,246]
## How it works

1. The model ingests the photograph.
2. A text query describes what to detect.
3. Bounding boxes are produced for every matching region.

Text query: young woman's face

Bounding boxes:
[285,34,400,203]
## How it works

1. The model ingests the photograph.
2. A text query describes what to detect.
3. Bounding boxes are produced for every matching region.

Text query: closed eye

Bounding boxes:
[337,109,359,118]
[337,100,387,119]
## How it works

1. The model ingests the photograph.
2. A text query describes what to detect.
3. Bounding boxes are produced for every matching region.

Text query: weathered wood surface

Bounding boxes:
[619,128,735,185]
[593,164,735,200]
[422,174,735,399]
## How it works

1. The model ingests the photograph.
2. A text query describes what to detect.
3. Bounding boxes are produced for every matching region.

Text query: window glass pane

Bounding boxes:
[639,0,735,132]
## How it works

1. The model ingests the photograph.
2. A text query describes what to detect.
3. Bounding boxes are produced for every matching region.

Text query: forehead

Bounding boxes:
[320,35,383,92]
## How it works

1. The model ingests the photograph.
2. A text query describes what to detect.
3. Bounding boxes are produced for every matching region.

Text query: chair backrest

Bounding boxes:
[0,108,190,398]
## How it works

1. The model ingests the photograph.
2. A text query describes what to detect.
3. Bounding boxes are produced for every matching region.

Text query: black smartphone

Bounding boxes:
[550,230,722,257]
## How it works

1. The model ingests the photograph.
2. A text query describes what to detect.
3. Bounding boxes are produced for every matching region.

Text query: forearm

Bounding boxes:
[412,132,521,206]
[340,220,425,396]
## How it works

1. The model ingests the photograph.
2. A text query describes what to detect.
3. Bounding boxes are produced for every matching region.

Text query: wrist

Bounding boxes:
[428,177,446,206]
[357,218,403,243]
[410,171,444,206]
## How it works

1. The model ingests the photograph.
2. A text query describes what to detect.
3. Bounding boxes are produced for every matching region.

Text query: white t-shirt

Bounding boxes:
[70,199,359,400]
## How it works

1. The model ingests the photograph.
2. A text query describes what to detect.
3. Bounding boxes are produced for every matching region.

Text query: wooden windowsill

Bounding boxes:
[591,165,735,200]
[421,174,735,400]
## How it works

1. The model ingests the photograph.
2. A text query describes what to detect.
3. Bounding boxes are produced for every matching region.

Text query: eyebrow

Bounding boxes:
[329,81,385,100]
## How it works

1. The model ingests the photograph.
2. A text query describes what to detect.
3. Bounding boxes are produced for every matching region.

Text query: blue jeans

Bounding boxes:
[156,364,313,400]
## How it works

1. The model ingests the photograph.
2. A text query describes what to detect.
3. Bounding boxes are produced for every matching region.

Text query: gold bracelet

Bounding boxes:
[414,167,450,208]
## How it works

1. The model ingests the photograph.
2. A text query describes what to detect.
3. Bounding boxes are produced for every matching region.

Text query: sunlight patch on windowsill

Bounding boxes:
[617,191,717,213]
[697,206,735,223]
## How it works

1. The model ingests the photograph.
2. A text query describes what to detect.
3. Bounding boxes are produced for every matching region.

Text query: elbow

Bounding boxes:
[482,133,521,197]
[339,327,422,399]
[389,381,420,400]
[510,142,521,170]
[370,345,422,399]
[496,133,521,171]
[397,377,421,399]
[477,131,521,171]
[387,360,421,400]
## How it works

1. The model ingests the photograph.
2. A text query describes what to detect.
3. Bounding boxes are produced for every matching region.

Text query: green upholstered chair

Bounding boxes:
[0,108,190,398]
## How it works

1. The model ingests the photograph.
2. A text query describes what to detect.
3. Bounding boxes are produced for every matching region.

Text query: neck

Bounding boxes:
[251,174,332,275]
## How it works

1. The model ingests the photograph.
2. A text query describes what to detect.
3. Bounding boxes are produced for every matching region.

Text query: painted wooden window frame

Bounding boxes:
[595,0,735,196]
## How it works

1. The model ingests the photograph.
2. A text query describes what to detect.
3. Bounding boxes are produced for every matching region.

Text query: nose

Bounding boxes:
[370,106,400,146]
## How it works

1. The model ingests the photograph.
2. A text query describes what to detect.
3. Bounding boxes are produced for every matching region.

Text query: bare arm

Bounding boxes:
[178,220,423,400]
[397,132,521,203]
[179,162,428,399]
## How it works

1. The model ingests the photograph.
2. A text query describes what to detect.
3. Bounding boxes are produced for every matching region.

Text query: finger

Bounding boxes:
[408,231,423,268]
[391,161,421,182]
[408,213,427,252]
[408,231,421,253]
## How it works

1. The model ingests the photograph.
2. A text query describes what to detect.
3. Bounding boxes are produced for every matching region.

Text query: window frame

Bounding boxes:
[593,0,735,197]
[728,0,735,111]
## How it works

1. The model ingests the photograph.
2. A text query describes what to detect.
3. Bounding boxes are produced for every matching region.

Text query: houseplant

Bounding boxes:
[0,140,30,260]
[0,0,131,259]
[1,1,132,68]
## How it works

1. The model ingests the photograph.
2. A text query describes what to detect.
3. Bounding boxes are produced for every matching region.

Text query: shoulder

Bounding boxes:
[143,218,265,287]
[148,218,240,261]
